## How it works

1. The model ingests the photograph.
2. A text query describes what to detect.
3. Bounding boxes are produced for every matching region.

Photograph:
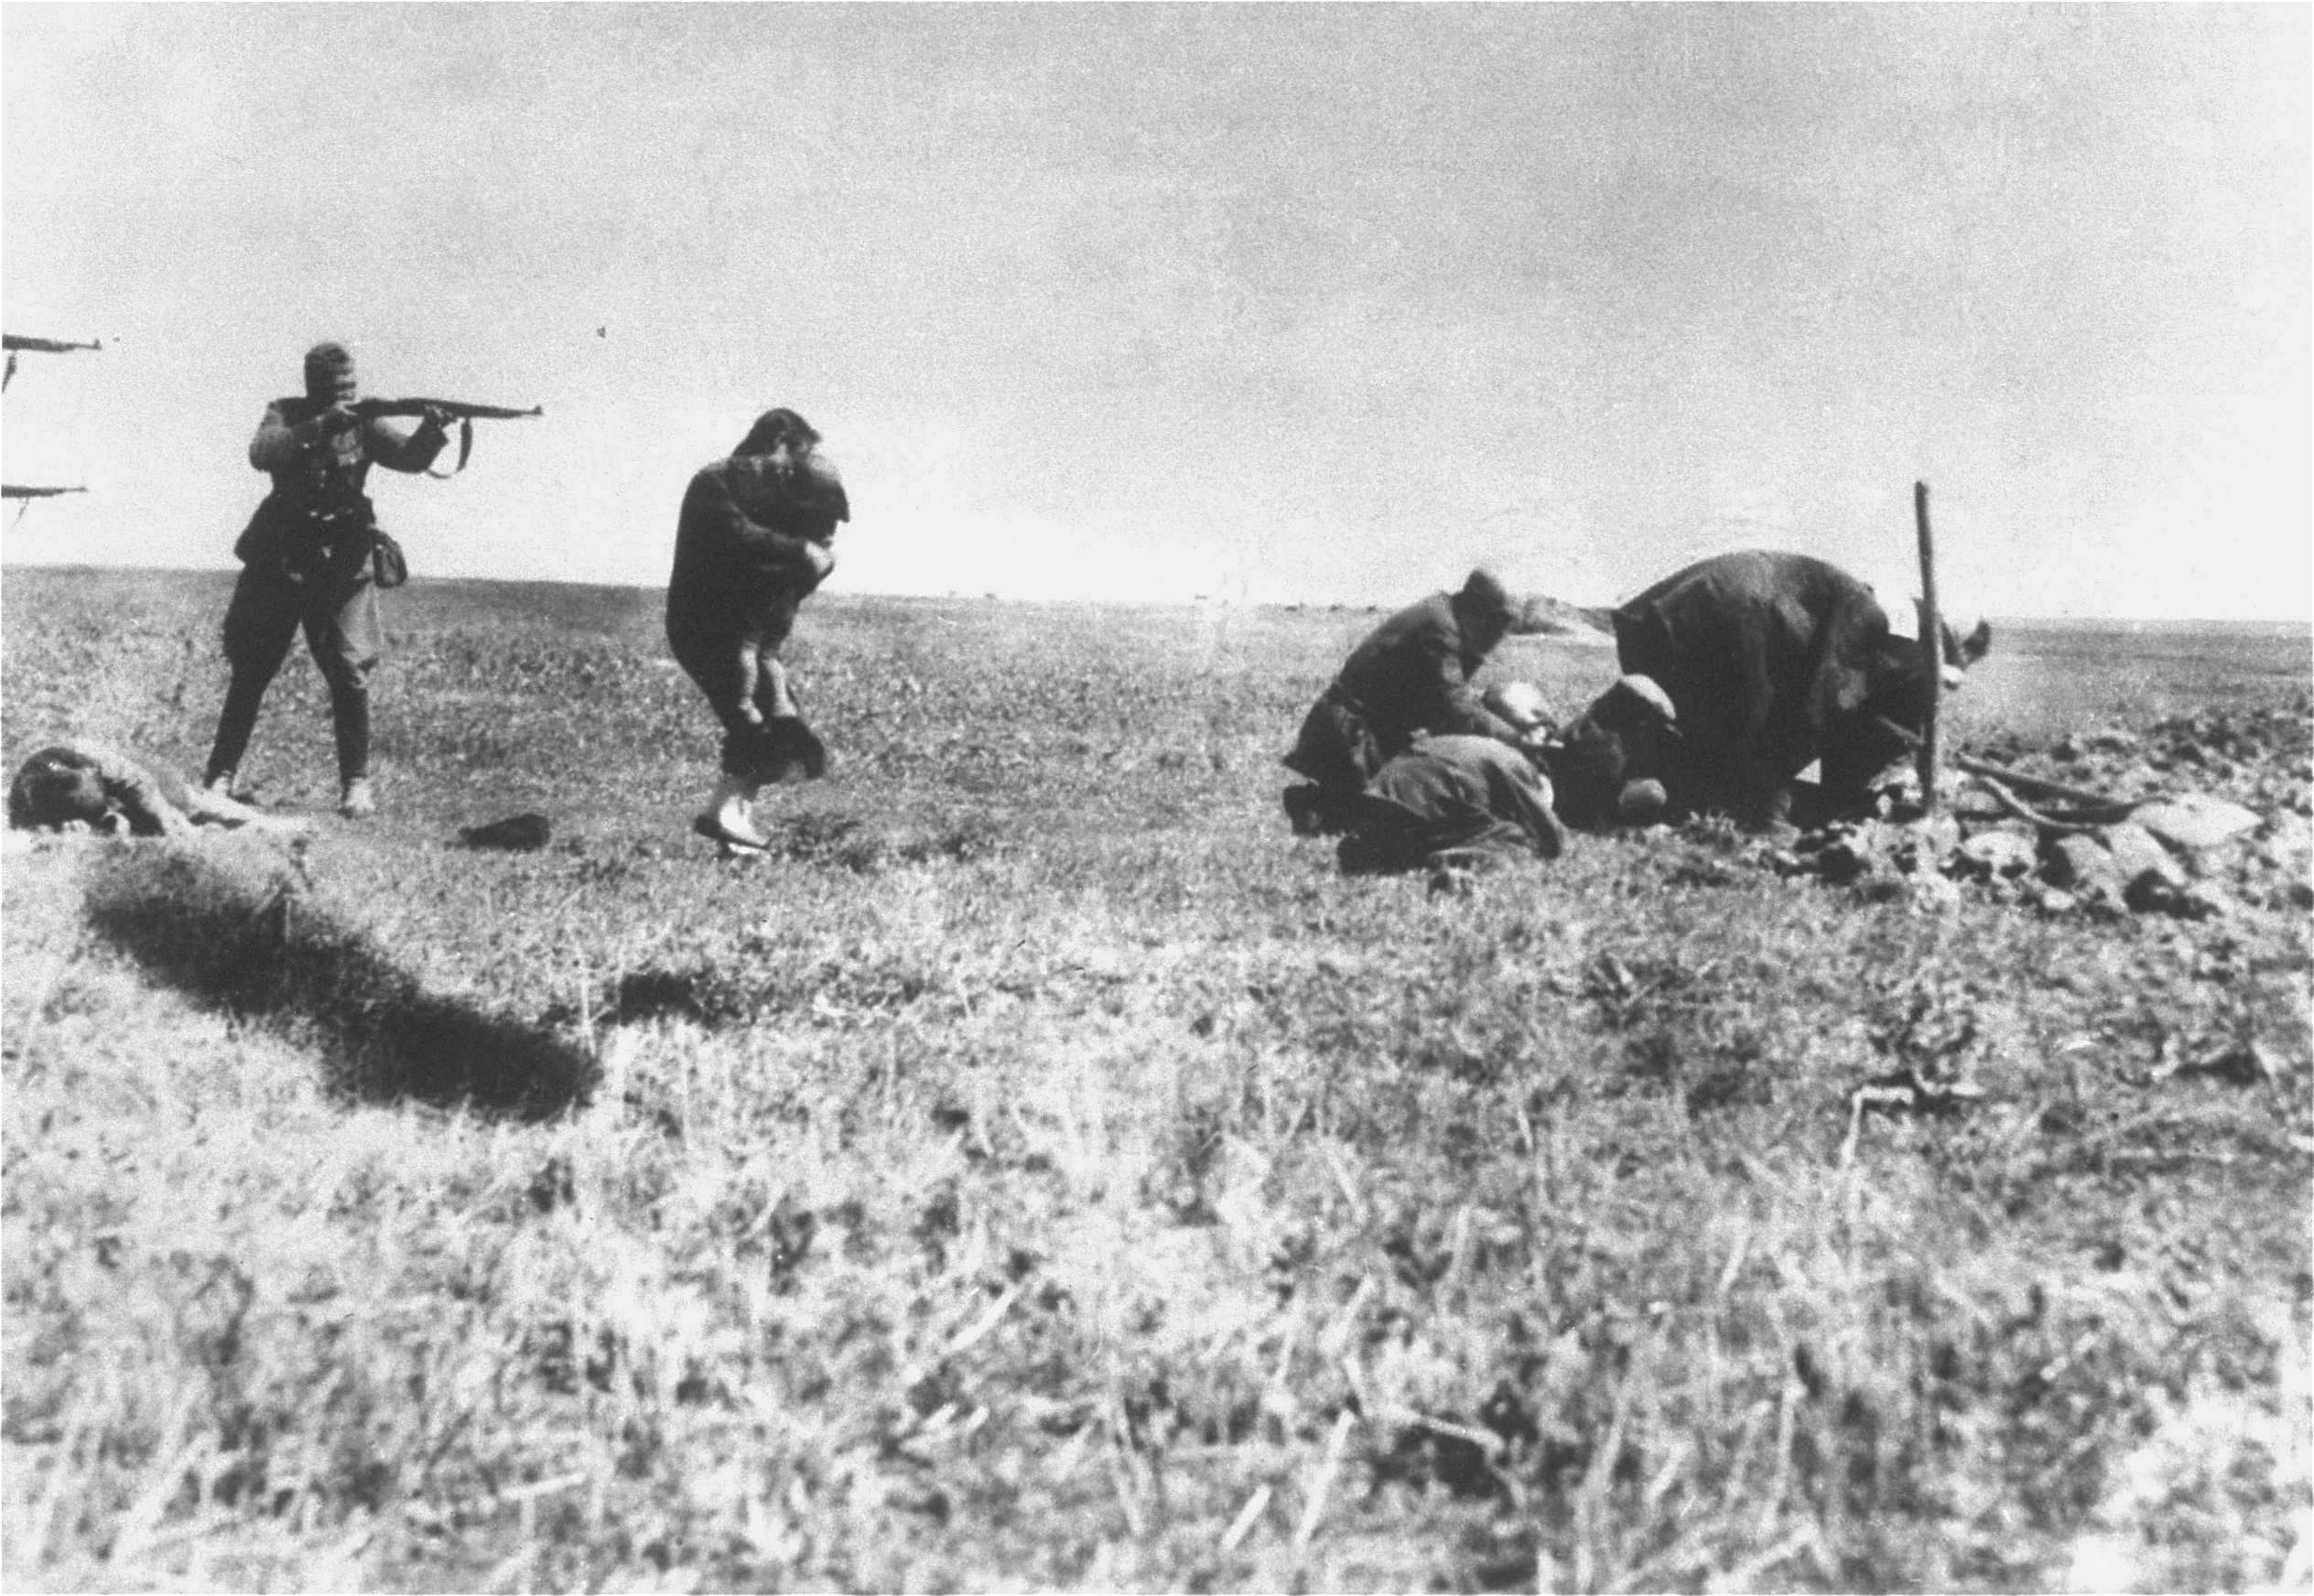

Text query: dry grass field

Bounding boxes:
[3,565,2309,1593]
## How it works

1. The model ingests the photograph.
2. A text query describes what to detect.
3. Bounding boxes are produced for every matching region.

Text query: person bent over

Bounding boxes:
[1282,568,1537,836]
[1335,734,1566,877]
[1540,674,1680,829]
[667,407,849,853]
[202,342,452,819]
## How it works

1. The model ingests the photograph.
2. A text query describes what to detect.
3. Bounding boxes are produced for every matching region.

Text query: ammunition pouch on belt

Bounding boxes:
[236,493,378,589]
[371,530,409,589]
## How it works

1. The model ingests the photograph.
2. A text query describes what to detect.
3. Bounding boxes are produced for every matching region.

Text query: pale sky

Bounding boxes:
[4,4,2308,620]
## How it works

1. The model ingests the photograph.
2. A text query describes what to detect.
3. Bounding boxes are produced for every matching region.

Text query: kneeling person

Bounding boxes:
[1283,568,1537,836]
[1336,734,1565,877]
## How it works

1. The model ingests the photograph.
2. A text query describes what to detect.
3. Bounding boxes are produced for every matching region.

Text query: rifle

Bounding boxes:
[350,397,544,476]
[3,335,103,354]
[3,333,102,392]
[4,484,87,526]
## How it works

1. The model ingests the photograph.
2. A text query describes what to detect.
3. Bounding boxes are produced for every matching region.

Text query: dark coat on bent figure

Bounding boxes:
[1610,550,1988,826]
[1336,735,1565,876]
[206,392,449,790]
[1286,591,1527,798]
[665,448,849,782]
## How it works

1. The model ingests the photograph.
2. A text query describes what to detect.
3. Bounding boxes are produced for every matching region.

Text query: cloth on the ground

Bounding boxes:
[1336,735,1564,875]
[460,813,554,851]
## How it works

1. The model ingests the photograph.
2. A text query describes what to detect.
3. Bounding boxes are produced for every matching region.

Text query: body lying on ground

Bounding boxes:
[10,741,300,836]
[1335,734,1566,876]
[1610,550,1989,828]
[1283,569,1539,835]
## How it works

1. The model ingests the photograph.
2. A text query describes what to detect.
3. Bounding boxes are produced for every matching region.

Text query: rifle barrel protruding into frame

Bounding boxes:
[2,335,103,354]
[3,333,102,392]
[3,485,90,499]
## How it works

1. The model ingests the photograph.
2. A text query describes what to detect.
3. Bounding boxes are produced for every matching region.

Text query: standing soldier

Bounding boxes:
[1281,568,1539,835]
[666,407,848,854]
[201,342,453,818]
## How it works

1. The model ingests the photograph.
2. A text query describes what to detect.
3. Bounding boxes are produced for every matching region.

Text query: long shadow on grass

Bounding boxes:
[82,840,592,1120]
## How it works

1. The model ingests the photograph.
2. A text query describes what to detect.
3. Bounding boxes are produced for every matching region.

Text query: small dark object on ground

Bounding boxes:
[459,813,553,851]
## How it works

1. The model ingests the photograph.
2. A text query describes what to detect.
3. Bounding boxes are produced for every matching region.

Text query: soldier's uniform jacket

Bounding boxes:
[1333,592,1524,751]
[1284,591,1526,799]
[234,397,448,587]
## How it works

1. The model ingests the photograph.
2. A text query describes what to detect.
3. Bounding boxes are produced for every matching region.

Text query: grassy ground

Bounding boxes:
[3,566,2309,1592]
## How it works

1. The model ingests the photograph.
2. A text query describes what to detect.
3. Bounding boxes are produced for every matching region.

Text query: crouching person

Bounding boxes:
[1336,734,1565,877]
[1540,674,1680,829]
[667,408,849,854]
[1282,569,1535,836]
[11,740,301,837]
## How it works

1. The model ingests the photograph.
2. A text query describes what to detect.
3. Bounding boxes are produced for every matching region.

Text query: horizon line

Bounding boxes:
[3,558,2309,632]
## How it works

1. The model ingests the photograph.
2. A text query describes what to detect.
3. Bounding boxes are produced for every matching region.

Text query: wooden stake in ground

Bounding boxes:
[1915,480,1941,816]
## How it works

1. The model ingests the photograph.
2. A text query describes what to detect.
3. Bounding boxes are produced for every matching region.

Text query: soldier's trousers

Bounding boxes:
[1281,685,1399,834]
[206,565,381,787]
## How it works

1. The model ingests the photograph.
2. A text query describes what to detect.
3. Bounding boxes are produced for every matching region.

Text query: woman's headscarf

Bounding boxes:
[734,408,820,458]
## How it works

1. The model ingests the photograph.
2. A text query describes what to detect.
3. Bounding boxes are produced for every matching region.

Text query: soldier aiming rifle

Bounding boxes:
[200,341,542,820]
